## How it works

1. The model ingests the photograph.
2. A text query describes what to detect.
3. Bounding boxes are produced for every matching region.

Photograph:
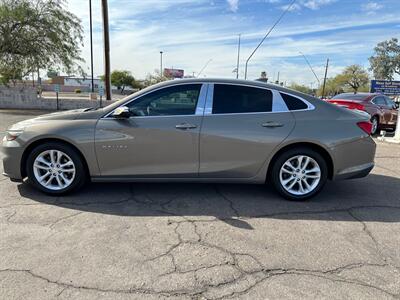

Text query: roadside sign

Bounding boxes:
[370,80,400,95]
[54,84,60,93]
[99,85,104,97]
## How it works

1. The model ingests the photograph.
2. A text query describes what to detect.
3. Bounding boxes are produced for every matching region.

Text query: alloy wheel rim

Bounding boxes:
[372,118,378,134]
[33,150,76,190]
[279,155,321,196]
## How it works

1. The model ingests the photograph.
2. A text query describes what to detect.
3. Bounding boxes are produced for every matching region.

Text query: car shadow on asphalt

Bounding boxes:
[17,173,400,229]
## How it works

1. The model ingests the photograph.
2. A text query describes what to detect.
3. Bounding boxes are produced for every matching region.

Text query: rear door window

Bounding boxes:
[212,84,272,114]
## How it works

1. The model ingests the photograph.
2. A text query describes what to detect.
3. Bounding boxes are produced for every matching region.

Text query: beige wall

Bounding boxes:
[0,87,116,110]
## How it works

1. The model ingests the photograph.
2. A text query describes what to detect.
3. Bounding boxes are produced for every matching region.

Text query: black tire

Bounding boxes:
[26,142,87,195]
[371,116,379,135]
[270,147,328,201]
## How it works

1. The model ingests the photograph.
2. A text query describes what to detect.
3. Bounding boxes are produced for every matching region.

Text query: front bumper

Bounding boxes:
[1,138,24,181]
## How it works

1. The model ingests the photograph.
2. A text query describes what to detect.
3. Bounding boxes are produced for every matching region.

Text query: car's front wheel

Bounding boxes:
[26,142,86,195]
[271,148,328,201]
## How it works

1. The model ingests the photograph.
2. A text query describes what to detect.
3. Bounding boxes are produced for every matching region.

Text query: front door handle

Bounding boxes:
[175,123,197,130]
[262,121,283,128]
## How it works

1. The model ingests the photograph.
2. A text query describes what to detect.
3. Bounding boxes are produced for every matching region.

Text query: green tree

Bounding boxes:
[337,65,369,93]
[289,83,313,95]
[0,0,84,85]
[142,70,172,88]
[109,70,135,92]
[369,38,400,80]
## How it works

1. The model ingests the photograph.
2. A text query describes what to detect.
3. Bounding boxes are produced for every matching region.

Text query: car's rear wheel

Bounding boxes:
[371,116,379,135]
[271,148,328,201]
[26,142,86,195]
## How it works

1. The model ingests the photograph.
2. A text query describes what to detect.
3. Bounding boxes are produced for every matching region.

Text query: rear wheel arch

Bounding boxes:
[267,142,334,181]
[21,138,89,179]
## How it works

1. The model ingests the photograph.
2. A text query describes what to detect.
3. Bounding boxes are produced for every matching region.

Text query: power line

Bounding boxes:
[299,51,320,85]
[244,0,296,79]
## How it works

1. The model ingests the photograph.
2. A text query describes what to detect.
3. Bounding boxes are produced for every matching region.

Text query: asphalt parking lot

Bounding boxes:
[1,109,400,299]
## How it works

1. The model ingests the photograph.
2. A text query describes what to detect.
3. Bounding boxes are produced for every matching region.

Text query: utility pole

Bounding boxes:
[160,51,163,76]
[89,0,94,93]
[236,34,241,79]
[244,0,296,79]
[101,0,111,100]
[321,58,329,99]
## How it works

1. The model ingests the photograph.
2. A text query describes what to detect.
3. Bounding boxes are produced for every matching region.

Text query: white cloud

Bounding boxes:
[227,0,239,12]
[361,2,383,15]
[63,0,399,85]
[282,0,336,11]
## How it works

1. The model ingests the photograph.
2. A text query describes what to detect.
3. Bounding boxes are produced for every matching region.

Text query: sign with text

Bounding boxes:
[54,84,60,93]
[370,80,400,95]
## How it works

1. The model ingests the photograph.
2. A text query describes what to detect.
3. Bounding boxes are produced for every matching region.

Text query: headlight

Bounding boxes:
[5,130,23,141]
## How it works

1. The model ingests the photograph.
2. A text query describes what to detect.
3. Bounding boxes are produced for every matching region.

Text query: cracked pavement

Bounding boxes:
[1,109,400,299]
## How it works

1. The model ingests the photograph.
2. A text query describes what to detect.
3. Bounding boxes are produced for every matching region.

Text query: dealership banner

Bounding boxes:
[164,68,184,79]
[370,80,400,95]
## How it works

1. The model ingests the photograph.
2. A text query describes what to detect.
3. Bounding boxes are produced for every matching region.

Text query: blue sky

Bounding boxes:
[67,0,400,85]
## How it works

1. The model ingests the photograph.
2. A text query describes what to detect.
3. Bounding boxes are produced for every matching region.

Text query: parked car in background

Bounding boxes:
[327,93,398,135]
[2,79,376,201]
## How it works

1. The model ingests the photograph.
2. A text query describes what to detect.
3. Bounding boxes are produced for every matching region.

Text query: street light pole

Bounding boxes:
[101,0,111,100]
[89,0,94,93]
[244,0,296,79]
[236,34,241,79]
[160,51,163,76]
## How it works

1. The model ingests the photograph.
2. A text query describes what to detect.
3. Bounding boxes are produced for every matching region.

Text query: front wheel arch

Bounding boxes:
[21,138,90,179]
[267,142,334,181]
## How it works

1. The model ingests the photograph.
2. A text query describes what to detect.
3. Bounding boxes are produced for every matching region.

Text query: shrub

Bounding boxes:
[74,89,81,93]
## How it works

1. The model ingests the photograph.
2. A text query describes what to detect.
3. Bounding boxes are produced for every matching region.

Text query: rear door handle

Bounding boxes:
[262,121,283,128]
[175,123,197,130]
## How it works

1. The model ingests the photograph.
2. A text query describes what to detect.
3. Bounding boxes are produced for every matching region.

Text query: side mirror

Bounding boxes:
[111,106,131,118]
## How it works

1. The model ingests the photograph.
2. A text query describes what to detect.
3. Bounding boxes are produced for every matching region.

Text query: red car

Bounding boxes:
[327,93,398,135]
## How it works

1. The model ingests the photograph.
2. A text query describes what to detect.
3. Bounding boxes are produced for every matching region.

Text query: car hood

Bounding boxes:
[7,108,103,131]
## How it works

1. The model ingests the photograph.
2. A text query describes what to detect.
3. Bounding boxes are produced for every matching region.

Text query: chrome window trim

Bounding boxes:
[103,82,208,119]
[272,90,289,112]
[278,91,315,112]
[204,82,313,116]
[204,83,214,115]
[195,83,209,115]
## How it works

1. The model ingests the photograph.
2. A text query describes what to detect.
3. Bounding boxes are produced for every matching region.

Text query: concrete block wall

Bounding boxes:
[0,87,117,110]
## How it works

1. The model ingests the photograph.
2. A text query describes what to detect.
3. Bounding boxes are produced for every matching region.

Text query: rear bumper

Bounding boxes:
[334,162,374,180]
[331,136,376,180]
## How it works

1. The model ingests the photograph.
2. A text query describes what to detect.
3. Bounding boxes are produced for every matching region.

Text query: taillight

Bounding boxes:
[357,121,372,135]
[351,103,365,111]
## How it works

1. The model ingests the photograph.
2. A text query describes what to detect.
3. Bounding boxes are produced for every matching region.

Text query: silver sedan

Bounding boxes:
[1,79,376,200]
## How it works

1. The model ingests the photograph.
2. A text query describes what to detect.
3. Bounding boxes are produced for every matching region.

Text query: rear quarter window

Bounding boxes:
[280,93,308,110]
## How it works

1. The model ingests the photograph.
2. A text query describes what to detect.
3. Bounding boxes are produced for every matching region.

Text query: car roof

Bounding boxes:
[336,92,380,97]
[155,78,300,94]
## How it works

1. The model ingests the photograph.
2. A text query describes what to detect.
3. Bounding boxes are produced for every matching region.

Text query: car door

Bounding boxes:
[372,96,390,125]
[95,83,206,177]
[199,83,295,178]
[384,96,398,126]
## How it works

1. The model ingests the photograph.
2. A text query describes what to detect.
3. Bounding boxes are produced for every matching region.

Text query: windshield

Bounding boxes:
[332,94,367,101]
